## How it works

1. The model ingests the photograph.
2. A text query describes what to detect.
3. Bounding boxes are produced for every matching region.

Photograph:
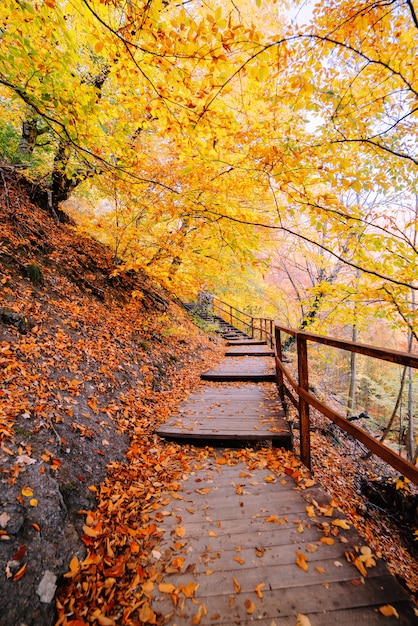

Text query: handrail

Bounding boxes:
[204,296,418,483]
[211,296,274,346]
[275,324,418,485]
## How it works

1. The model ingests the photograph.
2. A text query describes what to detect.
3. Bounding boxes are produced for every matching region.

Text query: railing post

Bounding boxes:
[229,305,232,325]
[269,319,273,348]
[251,317,254,339]
[297,334,311,471]
[275,326,285,405]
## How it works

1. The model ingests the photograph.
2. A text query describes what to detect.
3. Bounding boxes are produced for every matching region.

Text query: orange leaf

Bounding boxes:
[175,526,186,538]
[378,605,399,618]
[245,599,255,614]
[138,602,156,624]
[180,581,199,598]
[21,487,33,497]
[296,550,309,572]
[320,537,334,546]
[255,582,265,599]
[234,556,245,565]
[159,583,176,594]
[232,577,241,593]
[13,563,27,581]
[191,606,203,625]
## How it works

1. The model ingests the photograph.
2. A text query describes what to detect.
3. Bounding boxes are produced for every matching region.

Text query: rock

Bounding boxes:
[36,570,57,604]
[0,307,34,334]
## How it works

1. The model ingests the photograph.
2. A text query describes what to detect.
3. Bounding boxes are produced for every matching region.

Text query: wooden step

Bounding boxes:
[201,356,276,383]
[156,383,291,447]
[226,345,274,357]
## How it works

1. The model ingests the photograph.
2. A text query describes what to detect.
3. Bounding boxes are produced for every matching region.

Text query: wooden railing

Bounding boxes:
[274,325,418,485]
[211,297,275,347]
[208,297,418,485]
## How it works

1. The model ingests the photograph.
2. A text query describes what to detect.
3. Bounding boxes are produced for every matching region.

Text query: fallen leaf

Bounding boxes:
[378,605,400,618]
[138,603,156,624]
[306,543,318,553]
[175,526,186,538]
[315,566,326,574]
[233,577,241,593]
[245,599,255,614]
[21,487,33,497]
[296,550,309,572]
[255,582,264,598]
[13,562,27,581]
[234,556,245,564]
[191,605,203,625]
[306,505,316,518]
[180,581,199,597]
[320,537,334,546]
[159,583,176,594]
[208,530,217,537]
[296,614,312,626]
[332,519,350,530]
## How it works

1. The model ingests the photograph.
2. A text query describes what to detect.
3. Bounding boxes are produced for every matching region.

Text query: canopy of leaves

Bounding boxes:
[0,0,417,337]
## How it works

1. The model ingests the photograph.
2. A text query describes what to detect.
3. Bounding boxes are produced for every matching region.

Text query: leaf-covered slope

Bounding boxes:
[0,165,220,626]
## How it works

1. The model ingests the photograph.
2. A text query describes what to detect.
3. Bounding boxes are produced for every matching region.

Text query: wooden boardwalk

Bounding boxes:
[154,324,417,624]
[149,457,417,625]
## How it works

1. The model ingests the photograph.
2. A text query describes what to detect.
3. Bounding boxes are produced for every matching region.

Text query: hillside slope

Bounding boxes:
[0,166,220,626]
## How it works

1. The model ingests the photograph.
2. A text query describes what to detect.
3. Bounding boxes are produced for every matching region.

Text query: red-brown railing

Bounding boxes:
[209,297,418,485]
[274,324,418,484]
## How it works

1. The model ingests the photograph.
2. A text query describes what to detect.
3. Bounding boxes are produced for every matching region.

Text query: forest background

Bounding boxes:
[0,0,417,457]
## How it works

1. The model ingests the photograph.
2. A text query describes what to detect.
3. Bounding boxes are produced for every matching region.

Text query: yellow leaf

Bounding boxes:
[332,519,351,530]
[321,537,334,545]
[208,530,218,537]
[264,474,275,483]
[306,505,316,518]
[296,615,312,626]
[175,526,186,538]
[21,487,33,497]
[379,605,399,618]
[159,583,176,594]
[29,498,38,507]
